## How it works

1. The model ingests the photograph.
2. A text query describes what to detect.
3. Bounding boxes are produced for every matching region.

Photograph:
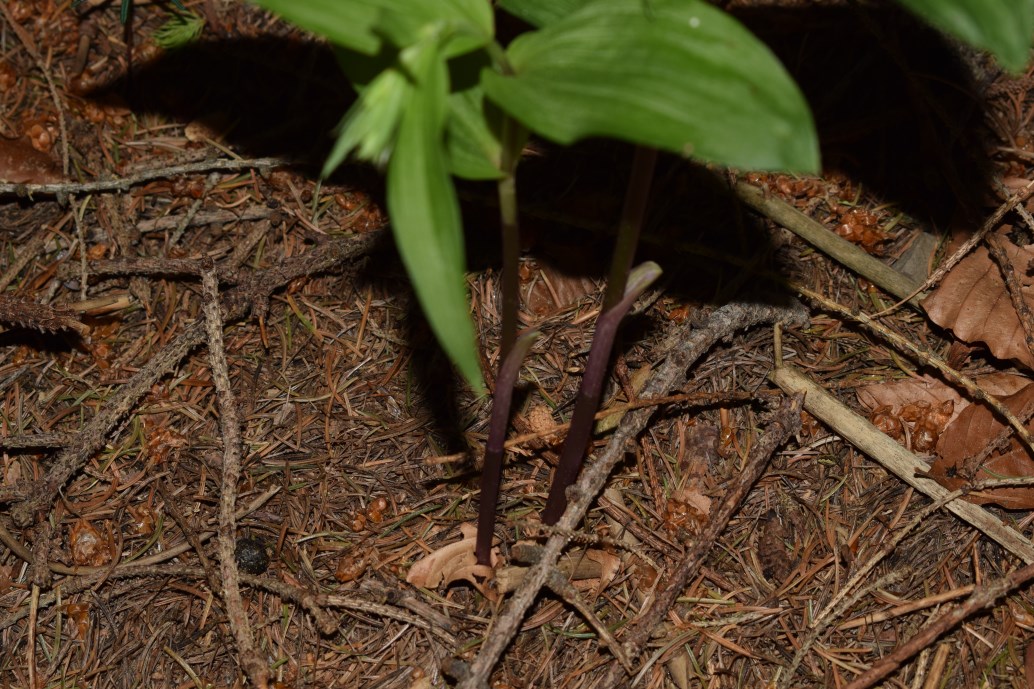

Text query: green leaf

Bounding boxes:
[323,65,411,174]
[250,0,381,54]
[497,0,592,27]
[446,85,504,180]
[386,40,484,391]
[894,0,1034,73]
[152,10,205,50]
[374,0,494,57]
[252,0,494,57]
[483,0,819,172]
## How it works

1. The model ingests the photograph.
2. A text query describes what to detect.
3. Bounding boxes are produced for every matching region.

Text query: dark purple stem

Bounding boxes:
[476,330,540,566]
[542,262,661,524]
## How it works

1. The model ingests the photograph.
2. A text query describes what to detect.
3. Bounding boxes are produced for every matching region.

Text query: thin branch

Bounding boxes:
[985,232,1034,359]
[843,561,1034,689]
[202,263,268,689]
[0,156,289,198]
[457,298,809,689]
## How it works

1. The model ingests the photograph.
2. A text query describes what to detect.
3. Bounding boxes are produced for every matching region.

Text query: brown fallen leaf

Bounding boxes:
[922,231,1034,368]
[406,523,498,598]
[523,257,599,318]
[857,373,1030,430]
[0,137,62,184]
[928,383,1034,509]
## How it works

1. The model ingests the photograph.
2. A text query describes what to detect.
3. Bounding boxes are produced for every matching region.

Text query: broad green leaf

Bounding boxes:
[446,86,504,180]
[250,0,381,54]
[483,0,819,172]
[894,0,1034,73]
[253,0,494,57]
[387,40,484,391]
[375,0,494,57]
[497,0,592,27]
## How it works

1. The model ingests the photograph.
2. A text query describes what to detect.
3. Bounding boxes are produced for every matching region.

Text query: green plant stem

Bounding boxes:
[476,330,540,566]
[603,146,657,310]
[542,262,661,525]
[497,116,523,361]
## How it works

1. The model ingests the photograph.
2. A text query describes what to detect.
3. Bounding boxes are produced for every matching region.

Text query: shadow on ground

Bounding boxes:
[86,8,999,434]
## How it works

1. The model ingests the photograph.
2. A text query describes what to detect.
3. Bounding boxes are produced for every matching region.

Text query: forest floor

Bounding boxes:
[1,2,1034,688]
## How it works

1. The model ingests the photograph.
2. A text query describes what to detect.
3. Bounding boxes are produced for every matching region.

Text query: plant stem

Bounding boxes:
[603,146,657,310]
[542,262,661,525]
[476,330,540,566]
[497,116,523,361]
[541,148,659,524]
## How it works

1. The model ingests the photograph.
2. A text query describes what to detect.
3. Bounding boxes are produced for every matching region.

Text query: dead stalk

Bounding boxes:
[202,264,269,689]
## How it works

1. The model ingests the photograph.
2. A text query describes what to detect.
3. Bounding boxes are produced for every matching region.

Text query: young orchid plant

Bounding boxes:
[251,0,1032,567]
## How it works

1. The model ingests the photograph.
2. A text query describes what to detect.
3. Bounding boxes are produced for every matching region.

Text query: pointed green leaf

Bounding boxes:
[483,0,819,172]
[497,0,592,27]
[252,0,494,57]
[387,41,484,391]
[446,86,504,180]
[374,0,494,56]
[324,66,411,174]
[894,0,1034,73]
[250,0,381,54]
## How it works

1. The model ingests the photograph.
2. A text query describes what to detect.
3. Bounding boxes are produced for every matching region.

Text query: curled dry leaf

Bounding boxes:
[928,383,1034,509]
[335,551,368,583]
[523,259,599,318]
[406,523,498,598]
[922,232,1034,369]
[69,519,112,567]
[857,372,1030,430]
[870,405,905,441]
[0,136,62,183]
[663,486,711,540]
[61,602,91,640]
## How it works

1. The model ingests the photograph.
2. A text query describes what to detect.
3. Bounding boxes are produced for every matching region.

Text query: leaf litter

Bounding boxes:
[1,3,1034,688]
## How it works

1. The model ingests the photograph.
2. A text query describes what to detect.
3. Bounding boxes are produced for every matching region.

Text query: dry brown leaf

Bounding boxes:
[406,523,498,597]
[69,518,112,567]
[857,373,1030,429]
[922,233,1034,368]
[928,383,1034,509]
[523,258,598,318]
[584,548,621,593]
[0,137,62,183]
[663,485,712,540]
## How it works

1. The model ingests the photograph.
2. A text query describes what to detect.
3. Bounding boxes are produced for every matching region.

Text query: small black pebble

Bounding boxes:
[234,536,270,575]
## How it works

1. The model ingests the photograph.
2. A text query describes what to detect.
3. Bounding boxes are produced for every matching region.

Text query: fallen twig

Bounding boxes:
[0,156,289,198]
[986,232,1034,360]
[768,365,1034,563]
[843,560,1034,689]
[456,298,809,689]
[202,263,268,689]
[733,181,921,305]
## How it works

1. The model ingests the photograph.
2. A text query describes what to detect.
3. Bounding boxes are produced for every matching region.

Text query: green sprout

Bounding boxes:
[153,10,205,49]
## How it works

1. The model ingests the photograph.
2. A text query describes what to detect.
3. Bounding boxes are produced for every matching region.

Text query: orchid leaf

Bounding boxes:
[894,0,1034,73]
[484,0,819,172]
[386,39,484,391]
